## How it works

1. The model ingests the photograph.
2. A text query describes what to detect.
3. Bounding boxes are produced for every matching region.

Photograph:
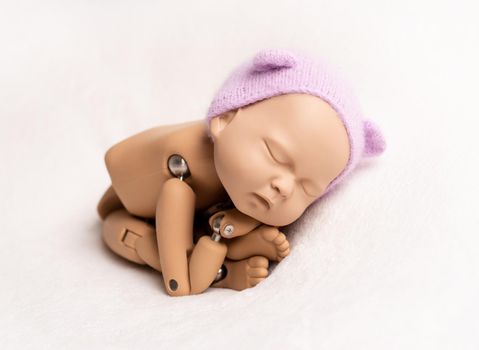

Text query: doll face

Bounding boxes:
[209,93,350,226]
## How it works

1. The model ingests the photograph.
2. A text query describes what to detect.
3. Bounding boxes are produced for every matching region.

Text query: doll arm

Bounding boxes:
[156,178,228,296]
[156,177,196,296]
[207,208,262,239]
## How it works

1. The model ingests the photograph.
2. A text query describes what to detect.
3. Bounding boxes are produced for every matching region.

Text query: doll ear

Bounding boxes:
[363,119,386,157]
[251,49,297,73]
[209,110,237,141]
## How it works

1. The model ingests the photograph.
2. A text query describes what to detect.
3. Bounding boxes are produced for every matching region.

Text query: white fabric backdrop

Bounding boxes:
[1,0,478,349]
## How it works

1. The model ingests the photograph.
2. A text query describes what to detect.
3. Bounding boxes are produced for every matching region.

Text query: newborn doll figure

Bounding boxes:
[97,49,386,297]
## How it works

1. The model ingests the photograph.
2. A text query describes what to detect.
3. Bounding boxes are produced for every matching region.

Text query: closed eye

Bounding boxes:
[264,140,276,162]
[265,139,318,198]
[264,139,287,165]
[302,179,324,198]
[302,182,318,198]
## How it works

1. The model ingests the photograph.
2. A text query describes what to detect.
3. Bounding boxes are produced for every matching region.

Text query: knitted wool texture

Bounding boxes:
[205,48,386,199]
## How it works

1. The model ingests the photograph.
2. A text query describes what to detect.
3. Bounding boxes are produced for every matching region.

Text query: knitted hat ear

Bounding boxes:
[363,119,386,157]
[250,49,297,73]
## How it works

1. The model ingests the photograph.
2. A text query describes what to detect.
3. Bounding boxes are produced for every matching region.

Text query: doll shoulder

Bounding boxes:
[104,119,226,215]
[104,120,199,177]
[160,120,228,209]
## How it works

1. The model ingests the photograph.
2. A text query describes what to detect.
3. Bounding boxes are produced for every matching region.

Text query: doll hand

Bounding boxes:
[208,208,262,239]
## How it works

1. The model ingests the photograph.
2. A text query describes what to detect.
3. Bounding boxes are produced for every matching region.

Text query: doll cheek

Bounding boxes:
[284,198,306,222]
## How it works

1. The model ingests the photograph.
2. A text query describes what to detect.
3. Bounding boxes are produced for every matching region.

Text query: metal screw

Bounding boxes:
[223,224,234,237]
[167,154,191,180]
[211,214,224,242]
[212,264,228,283]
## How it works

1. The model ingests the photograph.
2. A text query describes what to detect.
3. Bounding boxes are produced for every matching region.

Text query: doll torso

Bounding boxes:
[104,120,229,218]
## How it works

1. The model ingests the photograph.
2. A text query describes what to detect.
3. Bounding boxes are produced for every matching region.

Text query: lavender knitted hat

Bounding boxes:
[205,48,386,197]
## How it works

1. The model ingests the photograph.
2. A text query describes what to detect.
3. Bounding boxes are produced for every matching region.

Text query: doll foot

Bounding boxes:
[102,209,162,272]
[211,256,269,291]
[226,226,290,262]
[259,227,290,262]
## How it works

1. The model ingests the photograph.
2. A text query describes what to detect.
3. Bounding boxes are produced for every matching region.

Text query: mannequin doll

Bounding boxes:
[97,49,386,297]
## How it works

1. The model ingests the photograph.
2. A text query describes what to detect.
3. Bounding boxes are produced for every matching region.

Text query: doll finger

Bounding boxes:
[273,232,287,245]
[277,240,290,252]
[248,267,269,278]
[278,248,290,259]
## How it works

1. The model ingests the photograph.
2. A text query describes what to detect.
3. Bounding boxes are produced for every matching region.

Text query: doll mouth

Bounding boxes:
[254,193,271,209]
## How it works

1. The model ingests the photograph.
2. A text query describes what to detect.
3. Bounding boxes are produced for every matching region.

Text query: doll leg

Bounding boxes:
[97,185,124,220]
[102,212,270,292]
[210,256,269,291]
[102,209,162,271]
[225,225,290,262]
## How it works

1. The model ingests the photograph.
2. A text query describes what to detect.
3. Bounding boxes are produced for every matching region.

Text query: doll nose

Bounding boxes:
[271,174,295,199]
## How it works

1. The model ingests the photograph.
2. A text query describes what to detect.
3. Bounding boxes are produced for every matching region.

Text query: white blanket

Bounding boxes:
[1,1,478,349]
